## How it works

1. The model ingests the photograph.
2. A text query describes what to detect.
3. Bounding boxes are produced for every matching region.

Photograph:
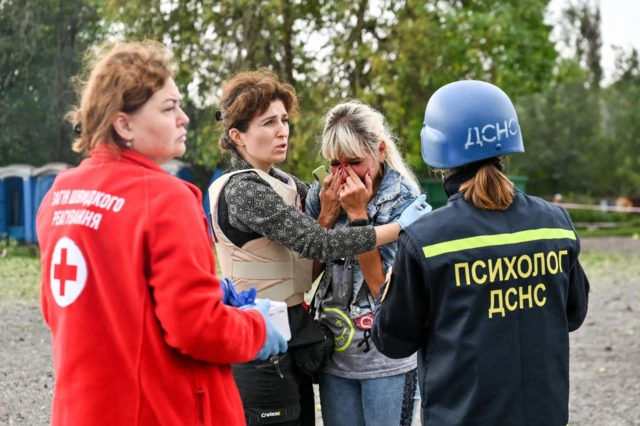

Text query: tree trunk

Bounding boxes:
[281,0,294,85]
[54,0,65,161]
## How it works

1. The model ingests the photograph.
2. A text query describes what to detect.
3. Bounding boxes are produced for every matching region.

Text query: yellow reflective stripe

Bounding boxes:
[422,228,576,258]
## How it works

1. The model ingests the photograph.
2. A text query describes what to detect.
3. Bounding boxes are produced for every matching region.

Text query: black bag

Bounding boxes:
[286,295,334,377]
[232,353,301,425]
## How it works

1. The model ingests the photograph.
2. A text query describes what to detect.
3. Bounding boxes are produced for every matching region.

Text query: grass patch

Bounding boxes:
[578,251,640,285]
[577,227,640,238]
[579,251,635,265]
[0,247,221,304]
[0,242,636,304]
[0,256,41,302]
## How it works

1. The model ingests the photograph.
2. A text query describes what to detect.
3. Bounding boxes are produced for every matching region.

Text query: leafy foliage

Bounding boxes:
[0,0,638,200]
[0,0,102,166]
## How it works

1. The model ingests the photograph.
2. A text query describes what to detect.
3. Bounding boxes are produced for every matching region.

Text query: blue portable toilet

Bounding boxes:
[0,165,35,243]
[32,163,72,242]
[161,159,193,183]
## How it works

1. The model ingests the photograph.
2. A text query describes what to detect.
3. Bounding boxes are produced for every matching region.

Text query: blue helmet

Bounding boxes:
[420,80,524,169]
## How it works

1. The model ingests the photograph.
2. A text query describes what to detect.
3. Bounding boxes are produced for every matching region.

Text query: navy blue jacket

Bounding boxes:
[372,185,589,426]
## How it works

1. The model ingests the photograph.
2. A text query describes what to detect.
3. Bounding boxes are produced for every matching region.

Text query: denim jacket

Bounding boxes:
[305,167,421,319]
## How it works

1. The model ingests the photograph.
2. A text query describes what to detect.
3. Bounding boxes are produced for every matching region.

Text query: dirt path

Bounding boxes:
[0,302,52,425]
[0,237,638,425]
[568,238,640,426]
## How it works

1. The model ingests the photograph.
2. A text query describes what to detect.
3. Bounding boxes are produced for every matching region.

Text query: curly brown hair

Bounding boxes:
[67,41,174,154]
[217,68,298,153]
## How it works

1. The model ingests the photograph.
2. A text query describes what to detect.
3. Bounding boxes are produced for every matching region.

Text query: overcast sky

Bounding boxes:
[548,0,640,84]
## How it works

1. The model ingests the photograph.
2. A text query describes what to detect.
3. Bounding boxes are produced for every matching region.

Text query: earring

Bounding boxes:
[126,141,132,148]
[379,162,387,178]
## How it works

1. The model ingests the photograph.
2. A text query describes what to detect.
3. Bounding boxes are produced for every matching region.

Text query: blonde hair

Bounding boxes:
[321,100,419,190]
[67,40,174,154]
[458,159,514,211]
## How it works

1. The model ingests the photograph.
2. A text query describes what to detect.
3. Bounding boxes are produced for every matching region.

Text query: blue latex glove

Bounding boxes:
[220,277,257,307]
[242,299,288,360]
[398,194,432,229]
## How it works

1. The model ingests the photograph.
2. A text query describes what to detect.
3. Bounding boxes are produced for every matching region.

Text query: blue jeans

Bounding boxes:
[319,371,418,426]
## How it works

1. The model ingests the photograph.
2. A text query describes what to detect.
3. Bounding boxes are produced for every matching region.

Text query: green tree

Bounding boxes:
[510,0,608,198]
[105,0,326,184]
[511,64,603,196]
[560,0,602,89]
[105,0,560,187]
[320,0,558,174]
[0,0,102,166]
[604,48,640,197]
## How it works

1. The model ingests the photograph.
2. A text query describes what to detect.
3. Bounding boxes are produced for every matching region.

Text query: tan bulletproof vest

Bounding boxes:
[208,169,313,307]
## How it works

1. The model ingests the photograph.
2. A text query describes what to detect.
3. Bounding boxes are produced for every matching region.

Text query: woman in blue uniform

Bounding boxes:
[372,80,590,426]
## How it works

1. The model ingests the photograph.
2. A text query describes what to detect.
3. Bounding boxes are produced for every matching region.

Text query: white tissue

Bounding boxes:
[257,299,291,341]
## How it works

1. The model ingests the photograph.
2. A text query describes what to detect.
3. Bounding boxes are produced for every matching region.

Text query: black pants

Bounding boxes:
[298,373,315,426]
[259,374,314,426]
[232,353,315,426]
[273,376,314,426]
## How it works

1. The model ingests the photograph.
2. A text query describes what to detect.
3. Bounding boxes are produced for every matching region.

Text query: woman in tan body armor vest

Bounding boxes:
[207,69,429,426]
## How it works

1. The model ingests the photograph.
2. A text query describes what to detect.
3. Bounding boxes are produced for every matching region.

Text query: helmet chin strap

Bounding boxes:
[439,167,459,184]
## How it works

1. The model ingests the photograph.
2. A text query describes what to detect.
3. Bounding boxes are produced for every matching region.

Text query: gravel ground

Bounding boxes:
[0,236,638,425]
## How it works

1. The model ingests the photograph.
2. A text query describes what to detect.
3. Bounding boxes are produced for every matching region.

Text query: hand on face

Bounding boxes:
[318,171,343,226]
[339,164,372,219]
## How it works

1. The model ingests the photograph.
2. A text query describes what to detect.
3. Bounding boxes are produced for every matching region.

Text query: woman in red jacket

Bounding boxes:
[36,41,285,426]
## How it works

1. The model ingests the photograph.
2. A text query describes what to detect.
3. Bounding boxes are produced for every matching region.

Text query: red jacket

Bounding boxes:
[37,146,266,426]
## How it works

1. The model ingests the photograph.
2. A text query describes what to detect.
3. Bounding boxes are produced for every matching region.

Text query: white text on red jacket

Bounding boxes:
[50,190,126,230]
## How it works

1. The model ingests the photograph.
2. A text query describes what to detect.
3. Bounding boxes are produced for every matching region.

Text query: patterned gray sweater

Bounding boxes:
[221,153,376,262]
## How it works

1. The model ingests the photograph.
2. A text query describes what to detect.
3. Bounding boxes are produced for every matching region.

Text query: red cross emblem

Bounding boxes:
[50,237,87,307]
[53,248,77,296]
